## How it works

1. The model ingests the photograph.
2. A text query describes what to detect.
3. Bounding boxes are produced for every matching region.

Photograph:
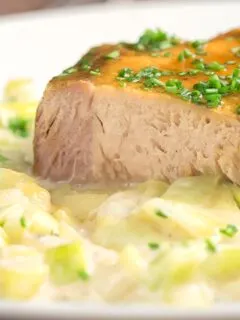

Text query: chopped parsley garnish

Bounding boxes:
[78,270,89,281]
[205,239,217,253]
[155,209,168,219]
[134,29,180,52]
[0,154,8,163]
[192,58,205,70]
[178,71,188,76]
[178,49,194,62]
[8,118,29,138]
[137,66,162,79]
[207,61,225,71]
[105,50,120,59]
[190,40,206,55]
[236,105,240,115]
[148,242,160,250]
[79,56,92,71]
[61,67,77,75]
[165,79,183,94]
[163,51,172,57]
[191,40,205,49]
[144,78,164,88]
[20,216,27,228]
[117,68,136,82]
[192,59,225,72]
[89,69,101,76]
[220,224,238,237]
[231,47,240,57]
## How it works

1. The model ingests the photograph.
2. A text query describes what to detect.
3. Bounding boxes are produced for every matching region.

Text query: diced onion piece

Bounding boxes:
[45,241,92,285]
[58,221,82,241]
[120,245,147,279]
[203,246,240,281]
[148,243,207,290]
[93,215,163,250]
[164,283,214,307]
[29,210,59,236]
[162,176,240,223]
[18,181,51,212]
[0,245,47,300]
[0,168,33,189]
[0,204,26,243]
[139,198,220,238]
[138,175,240,238]
[0,169,51,212]
[0,189,28,209]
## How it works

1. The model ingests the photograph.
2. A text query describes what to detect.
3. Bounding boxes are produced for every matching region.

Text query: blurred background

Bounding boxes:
[1,0,124,15]
[0,0,230,15]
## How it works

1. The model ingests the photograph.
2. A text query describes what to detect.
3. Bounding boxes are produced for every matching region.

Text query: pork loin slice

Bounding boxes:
[34,29,240,185]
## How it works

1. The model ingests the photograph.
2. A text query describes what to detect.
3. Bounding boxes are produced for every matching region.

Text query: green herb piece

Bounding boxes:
[0,154,8,163]
[179,88,192,101]
[190,39,207,55]
[89,69,101,76]
[8,118,29,138]
[231,47,240,57]
[178,71,188,76]
[236,105,240,115]
[151,52,160,57]
[105,50,120,59]
[144,78,164,88]
[135,29,181,52]
[137,66,162,78]
[192,59,206,70]
[190,90,202,104]
[191,40,205,49]
[155,209,168,219]
[165,79,183,94]
[226,60,236,65]
[78,270,89,281]
[61,67,77,75]
[220,224,238,237]
[161,70,174,76]
[148,242,160,250]
[79,56,92,71]
[205,239,217,253]
[207,61,225,71]
[204,71,215,76]
[163,51,172,57]
[189,69,201,76]
[117,68,136,82]
[20,216,27,229]
[178,49,194,62]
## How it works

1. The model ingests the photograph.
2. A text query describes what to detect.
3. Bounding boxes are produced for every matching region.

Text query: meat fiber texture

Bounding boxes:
[34,28,240,185]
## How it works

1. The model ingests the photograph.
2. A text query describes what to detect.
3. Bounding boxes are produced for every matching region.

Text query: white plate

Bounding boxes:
[0,1,240,318]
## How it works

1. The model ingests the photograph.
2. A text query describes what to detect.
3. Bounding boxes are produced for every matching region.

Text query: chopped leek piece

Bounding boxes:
[45,241,92,285]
